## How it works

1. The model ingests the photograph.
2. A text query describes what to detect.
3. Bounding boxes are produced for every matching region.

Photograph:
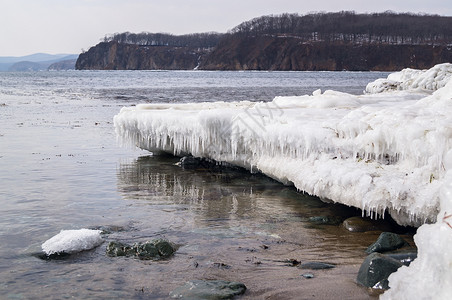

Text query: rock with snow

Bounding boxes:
[41,229,103,256]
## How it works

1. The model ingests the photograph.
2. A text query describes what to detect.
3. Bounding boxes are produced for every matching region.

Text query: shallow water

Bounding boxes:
[0,70,400,299]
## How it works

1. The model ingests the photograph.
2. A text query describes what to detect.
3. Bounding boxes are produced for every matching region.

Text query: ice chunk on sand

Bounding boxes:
[41,229,103,255]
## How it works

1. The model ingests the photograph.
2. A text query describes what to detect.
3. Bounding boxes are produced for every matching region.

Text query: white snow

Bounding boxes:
[114,63,452,299]
[41,229,103,255]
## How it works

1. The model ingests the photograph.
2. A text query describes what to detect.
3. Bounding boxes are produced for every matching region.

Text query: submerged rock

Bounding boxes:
[179,156,204,168]
[343,216,392,232]
[35,252,72,260]
[177,156,237,171]
[307,215,343,225]
[106,239,176,260]
[366,232,407,254]
[178,156,220,170]
[169,280,246,299]
[106,241,136,257]
[299,261,336,270]
[92,224,130,234]
[357,252,403,289]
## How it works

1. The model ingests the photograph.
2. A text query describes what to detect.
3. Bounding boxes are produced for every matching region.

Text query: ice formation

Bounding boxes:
[114,64,452,298]
[365,63,452,93]
[41,229,103,255]
[114,64,452,227]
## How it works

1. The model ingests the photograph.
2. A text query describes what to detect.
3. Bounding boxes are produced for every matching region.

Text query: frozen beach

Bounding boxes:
[114,64,452,298]
[1,70,390,299]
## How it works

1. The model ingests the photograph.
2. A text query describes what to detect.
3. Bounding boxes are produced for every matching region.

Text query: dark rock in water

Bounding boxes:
[299,261,335,270]
[106,241,136,257]
[179,156,203,168]
[35,252,72,260]
[169,280,246,299]
[343,216,392,232]
[178,156,223,170]
[357,252,403,289]
[135,242,160,260]
[178,156,236,171]
[106,239,176,260]
[366,232,407,254]
[154,239,176,257]
[308,215,343,225]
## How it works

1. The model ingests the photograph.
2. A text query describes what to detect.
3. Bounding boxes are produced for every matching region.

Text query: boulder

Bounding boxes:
[106,239,176,260]
[365,232,407,254]
[169,280,246,299]
[307,215,343,225]
[357,252,403,289]
[106,241,135,257]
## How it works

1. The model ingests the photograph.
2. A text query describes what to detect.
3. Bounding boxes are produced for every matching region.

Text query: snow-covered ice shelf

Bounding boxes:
[114,64,452,228]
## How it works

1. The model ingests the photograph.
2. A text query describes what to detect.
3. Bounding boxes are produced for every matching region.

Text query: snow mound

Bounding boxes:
[41,229,103,255]
[366,63,452,93]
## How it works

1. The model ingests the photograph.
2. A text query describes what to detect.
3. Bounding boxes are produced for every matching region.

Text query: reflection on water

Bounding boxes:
[0,152,385,299]
[0,71,393,299]
[113,155,384,299]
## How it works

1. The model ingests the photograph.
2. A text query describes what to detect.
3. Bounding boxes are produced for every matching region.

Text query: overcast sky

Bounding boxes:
[1,0,452,56]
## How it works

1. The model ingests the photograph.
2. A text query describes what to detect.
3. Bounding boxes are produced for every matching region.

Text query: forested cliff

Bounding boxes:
[76,12,452,71]
[76,41,205,70]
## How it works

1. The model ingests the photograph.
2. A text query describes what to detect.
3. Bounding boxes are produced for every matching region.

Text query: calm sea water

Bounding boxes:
[0,70,389,299]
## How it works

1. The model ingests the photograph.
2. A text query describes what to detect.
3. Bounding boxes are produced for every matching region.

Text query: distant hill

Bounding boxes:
[0,54,78,71]
[76,11,452,71]
[48,59,77,71]
[6,12,450,71]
